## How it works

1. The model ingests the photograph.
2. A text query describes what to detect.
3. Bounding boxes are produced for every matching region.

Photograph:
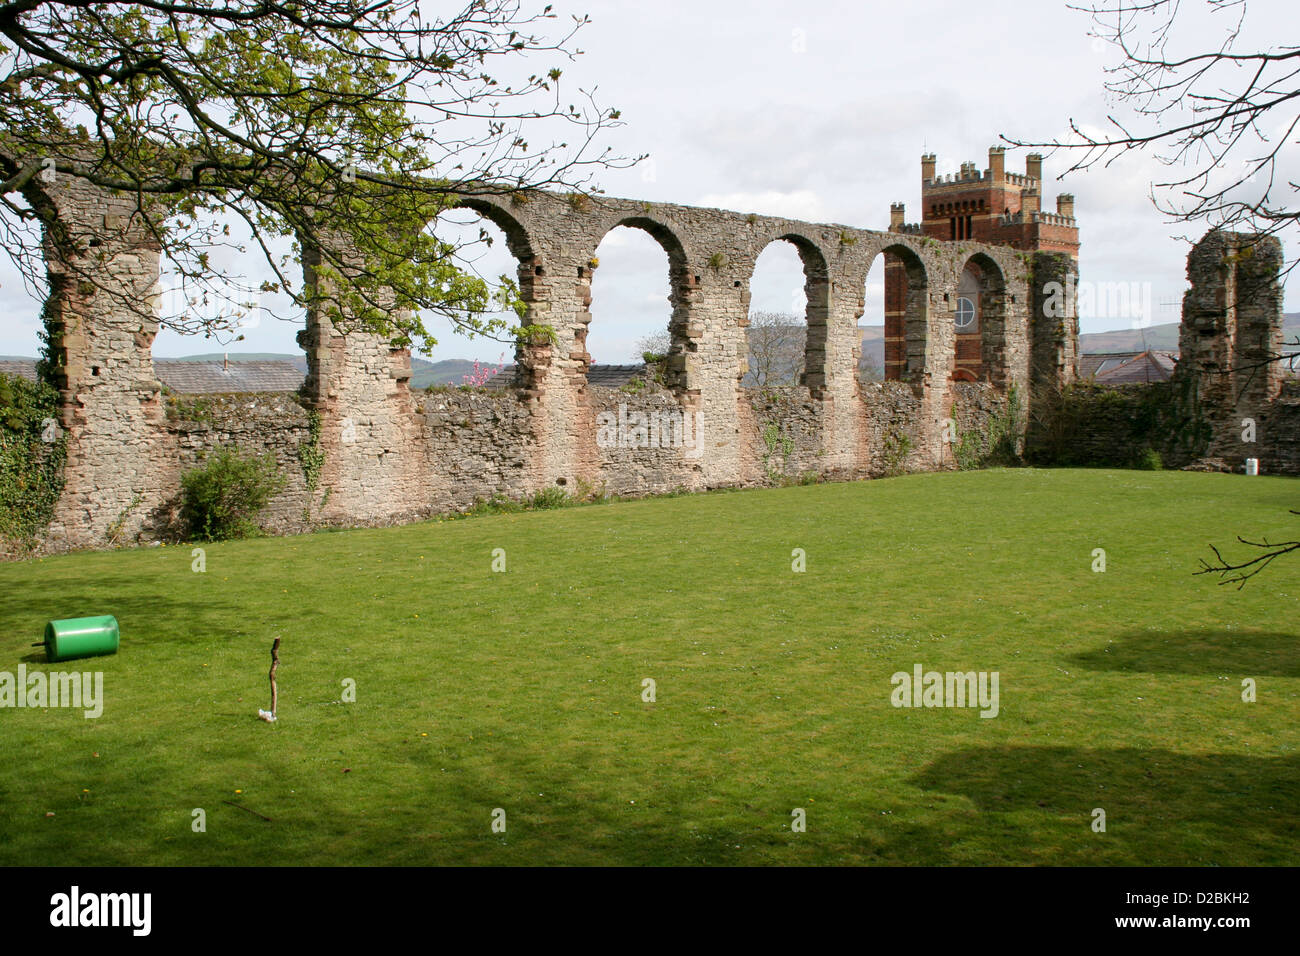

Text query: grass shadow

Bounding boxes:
[905,744,1299,864]
[0,569,267,661]
[1069,628,1300,678]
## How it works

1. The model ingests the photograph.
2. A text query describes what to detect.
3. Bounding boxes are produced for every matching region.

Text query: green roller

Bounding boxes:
[39,616,119,663]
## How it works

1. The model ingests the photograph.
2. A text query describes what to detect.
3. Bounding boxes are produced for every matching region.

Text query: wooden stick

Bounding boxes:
[268,637,280,718]
[222,800,272,822]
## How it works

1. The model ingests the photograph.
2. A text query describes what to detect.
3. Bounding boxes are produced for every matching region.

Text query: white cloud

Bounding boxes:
[2,0,1294,360]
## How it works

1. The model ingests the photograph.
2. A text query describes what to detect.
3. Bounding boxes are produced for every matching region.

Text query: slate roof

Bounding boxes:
[1079,350,1178,384]
[0,360,38,383]
[0,358,305,393]
[483,364,646,390]
[154,359,304,393]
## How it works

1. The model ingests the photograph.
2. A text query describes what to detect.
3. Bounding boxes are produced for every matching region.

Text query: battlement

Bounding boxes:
[906,146,1079,257]
[999,209,1076,228]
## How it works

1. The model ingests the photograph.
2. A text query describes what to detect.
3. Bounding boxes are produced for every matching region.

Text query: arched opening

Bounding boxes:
[0,184,47,378]
[151,213,304,396]
[0,178,65,542]
[859,255,886,382]
[418,201,535,389]
[586,217,689,387]
[960,253,1007,385]
[745,236,829,388]
[877,244,929,384]
[745,239,809,387]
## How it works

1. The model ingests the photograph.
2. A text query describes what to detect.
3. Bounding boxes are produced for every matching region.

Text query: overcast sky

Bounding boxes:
[1,0,1294,363]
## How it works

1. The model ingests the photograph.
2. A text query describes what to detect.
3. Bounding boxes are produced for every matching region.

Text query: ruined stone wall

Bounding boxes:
[35,175,173,547]
[1176,231,1290,472]
[1030,382,1179,469]
[859,382,927,475]
[27,180,1066,552]
[588,382,698,496]
[25,172,1296,556]
[165,393,314,534]
[1026,229,1297,476]
[417,387,538,511]
[1259,381,1300,475]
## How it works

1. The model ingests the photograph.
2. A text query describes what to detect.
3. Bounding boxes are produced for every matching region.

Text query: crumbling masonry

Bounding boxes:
[17,159,1296,552]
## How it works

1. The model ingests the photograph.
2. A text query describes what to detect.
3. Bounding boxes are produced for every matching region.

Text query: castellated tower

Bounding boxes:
[884,147,1079,380]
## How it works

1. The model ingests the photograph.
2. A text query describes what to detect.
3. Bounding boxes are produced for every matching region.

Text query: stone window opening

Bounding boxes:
[744,236,822,389]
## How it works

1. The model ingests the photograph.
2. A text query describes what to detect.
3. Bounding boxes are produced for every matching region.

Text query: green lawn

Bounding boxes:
[1,468,1297,866]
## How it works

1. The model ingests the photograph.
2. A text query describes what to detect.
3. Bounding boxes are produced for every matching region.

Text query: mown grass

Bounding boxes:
[0,468,1297,865]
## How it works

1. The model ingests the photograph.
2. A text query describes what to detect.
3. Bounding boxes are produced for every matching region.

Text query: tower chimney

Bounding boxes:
[921,153,936,184]
[1056,193,1075,219]
[989,146,1005,184]
[1022,188,1040,216]
[1025,153,1043,183]
[890,202,906,230]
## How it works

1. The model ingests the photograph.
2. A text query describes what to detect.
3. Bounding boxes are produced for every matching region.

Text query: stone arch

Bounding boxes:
[586,215,694,389]
[877,242,929,385]
[448,196,537,265]
[962,252,1008,385]
[745,233,830,388]
[407,197,541,390]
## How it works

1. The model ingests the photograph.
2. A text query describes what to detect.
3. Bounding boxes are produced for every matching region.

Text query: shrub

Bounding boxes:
[180,447,285,541]
[1135,447,1163,471]
[463,493,523,516]
[528,485,571,510]
[456,481,611,519]
[881,427,913,477]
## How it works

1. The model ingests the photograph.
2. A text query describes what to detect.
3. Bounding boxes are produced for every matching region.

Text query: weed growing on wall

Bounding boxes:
[297,409,329,520]
[761,421,795,482]
[955,384,1023,470]
[881,426,913,477]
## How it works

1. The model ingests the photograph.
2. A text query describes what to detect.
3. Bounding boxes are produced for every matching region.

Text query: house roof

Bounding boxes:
[154,359,304,393]
[0,359,304,393]
[1080,350,1178,384]
[0,360,38,383]
[483,364,646,390]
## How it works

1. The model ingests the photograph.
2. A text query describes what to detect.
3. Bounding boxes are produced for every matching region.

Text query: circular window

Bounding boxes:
[955,296,976,330]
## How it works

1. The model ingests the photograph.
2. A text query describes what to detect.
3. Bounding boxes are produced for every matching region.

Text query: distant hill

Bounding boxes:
[855,313,1299,367]
[158,351,308,369]
[153,352,480,388]
[410,359,481,388]
[10,311,1298,386]
[1076,313,1299,353]
[1079,323,1182,353]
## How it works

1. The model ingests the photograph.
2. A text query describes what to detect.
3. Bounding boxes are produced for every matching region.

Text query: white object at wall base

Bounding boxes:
[1245,458,1260,476]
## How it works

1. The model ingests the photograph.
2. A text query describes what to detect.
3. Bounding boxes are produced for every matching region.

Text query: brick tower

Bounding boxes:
[883,147,1079,380]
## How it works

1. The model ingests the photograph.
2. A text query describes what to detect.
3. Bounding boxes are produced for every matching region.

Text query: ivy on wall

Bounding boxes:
[1028,380,1209,469]
[0,373,67,546]
[297,409,330,521]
